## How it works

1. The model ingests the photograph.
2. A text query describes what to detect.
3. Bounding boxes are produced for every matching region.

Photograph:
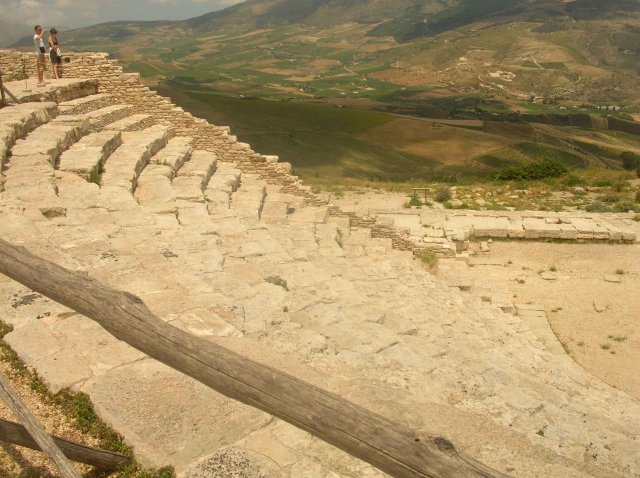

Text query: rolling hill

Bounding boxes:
[38,0,639,106]
[12,0,640,181]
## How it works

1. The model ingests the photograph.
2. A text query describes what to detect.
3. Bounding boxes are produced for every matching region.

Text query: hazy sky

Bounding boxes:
[2,0,245,29]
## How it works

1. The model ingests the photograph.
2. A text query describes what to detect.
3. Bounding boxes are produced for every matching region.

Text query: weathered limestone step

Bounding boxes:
[172,150,217,202]
[135,164,177,215]
[2,118,90,214]
[204,162,240,214]
[514,304,566,355]
[57,93,113,116]
[259,185,303,222]
[412,210,639,246]
[133,136,195,215]
[8,117,89,165]
[67,104,136,132]
[57,130,123,181]
[0,102,58,168]
[149,136,193,171]
[100,125,171,192]
[103,114,154,132]
[0,102,58,140]
[229,173,266,221]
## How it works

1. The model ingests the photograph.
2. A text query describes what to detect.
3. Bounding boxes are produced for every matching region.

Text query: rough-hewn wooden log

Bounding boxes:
[0,74,19,106]
[0,418,131,470]
[0,238,509,478]
[0,373,82,478]
[0,73,5,106]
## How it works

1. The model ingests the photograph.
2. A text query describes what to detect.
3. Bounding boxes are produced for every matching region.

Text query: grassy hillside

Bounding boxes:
[160,82,640,181]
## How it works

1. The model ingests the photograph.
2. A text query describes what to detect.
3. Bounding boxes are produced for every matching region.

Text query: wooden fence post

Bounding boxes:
[0,373,82,478]
[0,238,509,478]
[0,72,6,107]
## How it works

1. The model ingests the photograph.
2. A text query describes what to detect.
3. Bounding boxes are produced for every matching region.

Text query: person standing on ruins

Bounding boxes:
[48,28,62,79]
[33,25,47,86]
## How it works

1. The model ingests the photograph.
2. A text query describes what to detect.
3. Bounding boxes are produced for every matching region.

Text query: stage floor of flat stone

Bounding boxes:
[3,77,94,103]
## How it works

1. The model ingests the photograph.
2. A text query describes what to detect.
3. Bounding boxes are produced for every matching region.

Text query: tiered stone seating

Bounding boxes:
[2,110,89,217]
[0,102,58,169]
[100,124,171,191]
[58,130,122,181]
[0,83,639,478]
[78,104,137,132]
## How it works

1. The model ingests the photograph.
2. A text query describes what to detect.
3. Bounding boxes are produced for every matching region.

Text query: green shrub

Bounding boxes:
[598,194,621,203]
[584,201,610,212]
[613,202,640,213]
[493,158,568,181]
[621,151,640,171]
[418,250,438,268]
[612,180,627,193]
[635,191,640,203]
[562,174,585,187]
[435,185,452,202]
[593,179,613,187]
[408,196,423,207]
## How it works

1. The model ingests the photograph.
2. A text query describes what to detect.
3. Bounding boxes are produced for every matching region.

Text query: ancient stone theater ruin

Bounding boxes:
[0,51,638,477]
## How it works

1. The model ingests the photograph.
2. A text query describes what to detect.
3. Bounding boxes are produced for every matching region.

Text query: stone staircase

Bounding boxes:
[1,81,639,478]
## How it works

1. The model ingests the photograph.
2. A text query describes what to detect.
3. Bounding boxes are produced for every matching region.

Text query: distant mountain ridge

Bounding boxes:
[8,0,640,109]
[11,0,640,47]
[183,0,640,40]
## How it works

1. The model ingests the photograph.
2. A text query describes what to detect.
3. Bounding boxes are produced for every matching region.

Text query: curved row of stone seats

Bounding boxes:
[135,137,194,215]
[100,125,171,192]
[103,113,155,132]
[58,130,123,182]
[76,104,137,132]
[2,112,90,216]
[5,79,99,106]
[57,93,114,116]
[0,102,58,168]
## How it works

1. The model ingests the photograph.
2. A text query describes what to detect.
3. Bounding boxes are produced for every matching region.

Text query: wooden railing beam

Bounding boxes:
[0,418,131,470]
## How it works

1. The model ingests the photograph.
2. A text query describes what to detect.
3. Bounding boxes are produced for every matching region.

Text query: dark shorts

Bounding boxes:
[50,50,61,64]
